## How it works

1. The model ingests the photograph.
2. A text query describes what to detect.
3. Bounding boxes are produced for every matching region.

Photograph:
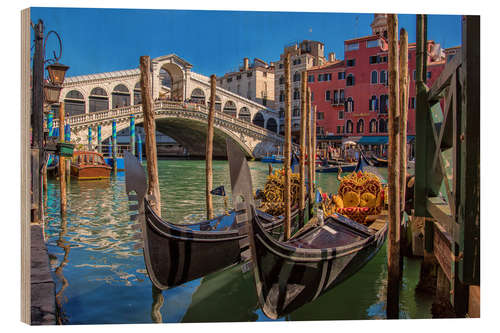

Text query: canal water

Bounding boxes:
[44,160,432,324]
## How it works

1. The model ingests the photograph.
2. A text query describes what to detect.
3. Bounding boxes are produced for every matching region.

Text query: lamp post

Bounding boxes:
[30,19,69,223]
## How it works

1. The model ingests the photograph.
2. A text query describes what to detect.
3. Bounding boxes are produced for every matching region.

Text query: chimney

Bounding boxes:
[243,57,249,71]
[328,52,336,62]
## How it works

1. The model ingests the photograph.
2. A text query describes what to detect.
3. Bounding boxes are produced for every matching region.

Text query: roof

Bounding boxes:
[64,68,140,84]
[308,60,344,72]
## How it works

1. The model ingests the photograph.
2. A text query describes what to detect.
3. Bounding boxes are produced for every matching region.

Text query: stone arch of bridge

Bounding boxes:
[98,114,254,158]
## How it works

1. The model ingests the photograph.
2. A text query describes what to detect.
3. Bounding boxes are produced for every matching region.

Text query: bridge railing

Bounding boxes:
[53,101,285,142]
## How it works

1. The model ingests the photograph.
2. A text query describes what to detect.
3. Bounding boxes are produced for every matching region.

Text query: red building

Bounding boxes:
[308,14,454,149]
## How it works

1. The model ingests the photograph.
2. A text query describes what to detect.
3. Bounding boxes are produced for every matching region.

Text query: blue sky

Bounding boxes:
[30,7,462,78]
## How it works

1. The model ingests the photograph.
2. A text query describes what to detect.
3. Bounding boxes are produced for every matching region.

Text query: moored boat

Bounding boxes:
[227,140,388,319]
[124,150,302,290]
[71,151,112,180]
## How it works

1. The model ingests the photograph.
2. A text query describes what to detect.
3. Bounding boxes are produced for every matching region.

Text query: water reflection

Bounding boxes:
[43,160,430,324]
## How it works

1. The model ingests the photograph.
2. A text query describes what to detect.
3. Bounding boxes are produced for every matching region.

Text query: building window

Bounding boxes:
[345,97,354,113]
[279,76,284,85]
[369,95,378,111]
[380,94,389,114]
[378,118,387,133]
[369,55,378,64]
[325,90,331,101]
[338,72,346,80]
[279,108,284,118]
[346,43,359,51]
[410,97,416,109]
[236,74,241,80]
[346,120,353,133]
[346,74,355,86]
[293,107,300,117]
[367,39,381,48]
[293,89,300,100]
[293,72,301,82]
[413,70,416,81]
[279,91,284,102]
[227,77,232,83]
[380,70,387,84]
[308,74,314,82]
[339,89,345,103]
[317,112,324,120]
[371,71,378,84]
[279,63,283,69]
[369,119,377,133]
[380,56,388,63]
[357,119,364,134]
[333,90,339,104]
[247,72,253,77]
[347,59,356,67]
[427,71,432,79]
[338,110,344,120]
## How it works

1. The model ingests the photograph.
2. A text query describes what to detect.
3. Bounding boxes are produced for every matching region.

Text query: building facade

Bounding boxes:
[307,14,453,148]
[218,57,275,109]
[273,40,336,139]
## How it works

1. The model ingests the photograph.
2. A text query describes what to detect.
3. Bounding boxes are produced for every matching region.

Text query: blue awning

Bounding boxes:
[357,135,415,145]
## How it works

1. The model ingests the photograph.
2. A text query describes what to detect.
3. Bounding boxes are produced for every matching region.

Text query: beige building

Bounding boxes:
[273,40,336,137]
[218,57,275,108]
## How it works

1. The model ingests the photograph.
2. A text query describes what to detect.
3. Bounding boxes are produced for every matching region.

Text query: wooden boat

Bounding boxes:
[70,151,112,180]
[226,140,388,319]
[369,155,388,167]
[124,150,301,290]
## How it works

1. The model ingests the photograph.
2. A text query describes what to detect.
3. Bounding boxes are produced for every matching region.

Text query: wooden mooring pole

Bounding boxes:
[283,52,292,241]
[140,56,161,215]
[306,87,313,215]
[59,102,67,216]
[386,13,401,319]
[205,75,216,220]
[299,71,307,226]
[312,105,317,190]
[399,28,409,265]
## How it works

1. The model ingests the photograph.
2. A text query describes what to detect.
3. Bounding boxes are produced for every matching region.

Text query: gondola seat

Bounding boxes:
[332,171,385,225]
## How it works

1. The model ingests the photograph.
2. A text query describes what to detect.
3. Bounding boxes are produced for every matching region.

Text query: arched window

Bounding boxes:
[159,68,172,88]
[380,94,389,114]
[89,87,108,113]
[357,119,364,134]
[133,82,142,105]
[369,119,378,133]
[279,76,284,85]
[378,118,387,133]
[380,70,387,84]
[279,90,285,102]
[293,89,300,100]
[346,120,353,134]
[346,74,355,86]
[371,70,378,84]
[369,95,378,111]
[190,88,205,105]
[112,84,130,108]
[345,97,354,113]
[223,101,237,117]
[293,107,300,118]
[208,95,222,111]
[239,107,251,122]
[266,118,278,133]
[293,72,301,82]
[65,90,85,116]
[253,112,265,127]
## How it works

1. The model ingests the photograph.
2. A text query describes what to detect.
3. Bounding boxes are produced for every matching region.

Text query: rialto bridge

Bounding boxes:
[51,54,284,158]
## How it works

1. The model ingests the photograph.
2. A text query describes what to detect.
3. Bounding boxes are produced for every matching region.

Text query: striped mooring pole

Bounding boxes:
[137,133,143,163]
[130,115,136,156]
[97,125,102,153]
[112,119,117,172]
[47,111,54,136]
[64,124,71,142]
[88,126,92,150]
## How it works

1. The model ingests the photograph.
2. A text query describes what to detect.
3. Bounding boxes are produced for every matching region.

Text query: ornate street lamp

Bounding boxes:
[43,82,62,104]
[46,62,69,85]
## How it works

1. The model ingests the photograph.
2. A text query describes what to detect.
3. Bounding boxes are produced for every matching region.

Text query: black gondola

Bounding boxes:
[225,139,388,319]
[123,151,301,290]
